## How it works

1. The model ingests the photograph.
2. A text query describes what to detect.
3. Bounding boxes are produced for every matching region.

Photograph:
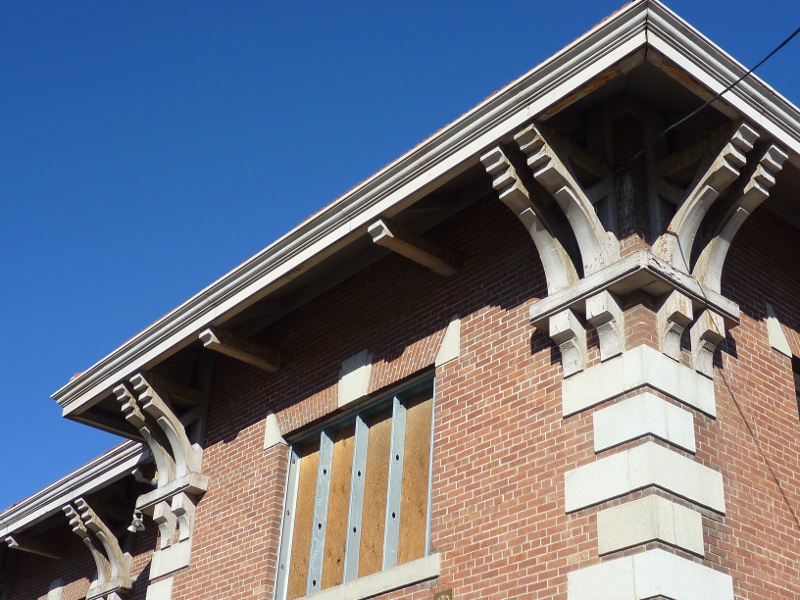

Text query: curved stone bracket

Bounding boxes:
[153,501,177,550]
[63,499,133,599]
[550,309,587,377]
[113,383,177,490]
[514,123,618,274]
[654,122,758,272]
[130,373,202,478]
[693,143,788,292]
[481,145,579,294]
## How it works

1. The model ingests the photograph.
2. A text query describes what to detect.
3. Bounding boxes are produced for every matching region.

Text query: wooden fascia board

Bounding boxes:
[0,441,147,538]
[52,4,651,417]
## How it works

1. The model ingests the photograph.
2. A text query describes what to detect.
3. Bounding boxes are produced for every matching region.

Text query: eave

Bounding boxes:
[0,441,147,538]
[52,0,800,421]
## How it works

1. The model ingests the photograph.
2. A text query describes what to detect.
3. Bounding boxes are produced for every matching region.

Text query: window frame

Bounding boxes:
[275,377,436,600]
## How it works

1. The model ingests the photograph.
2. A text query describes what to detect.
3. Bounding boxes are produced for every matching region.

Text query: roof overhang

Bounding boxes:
[52,0,800,424]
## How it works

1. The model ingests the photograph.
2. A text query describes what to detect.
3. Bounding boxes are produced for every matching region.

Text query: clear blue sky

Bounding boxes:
[1,0,798,511]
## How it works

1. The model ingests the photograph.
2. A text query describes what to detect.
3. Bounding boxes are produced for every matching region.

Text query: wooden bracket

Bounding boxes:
[368,218,461,277]
[200,327,283,373]
[5,535,65,560]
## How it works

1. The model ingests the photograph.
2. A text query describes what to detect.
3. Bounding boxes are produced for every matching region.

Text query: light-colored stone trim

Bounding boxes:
[145,577,174,600]
[597,495,704,556]
[567,548,733,600]
[593,392,695,453]
[46,577,64,600]
[435,315,461,367]
[562,345,716,417]
[564,441,724,513]
[766,302,792,357]
[294,554,440,600]
[338,350,373,408]
[264,411,287,450]
[150,540,192,580]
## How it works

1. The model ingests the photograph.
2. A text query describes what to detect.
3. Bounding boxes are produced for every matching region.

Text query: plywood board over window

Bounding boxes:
[277,380,434,600]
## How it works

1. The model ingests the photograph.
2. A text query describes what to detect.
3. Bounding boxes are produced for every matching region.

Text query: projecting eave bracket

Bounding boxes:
[368,218,461,277]
[5,535,65,560]
[200,327,283,373]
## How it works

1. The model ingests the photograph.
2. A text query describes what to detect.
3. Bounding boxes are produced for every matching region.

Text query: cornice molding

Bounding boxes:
[0,441,147,538]
[52,0,800,418]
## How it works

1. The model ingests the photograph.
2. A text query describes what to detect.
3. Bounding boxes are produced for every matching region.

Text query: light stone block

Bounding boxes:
[145,577,174,600]
[150,540,191,580]
[263,411,286,450]
[593,392,695,453]
[564,441,724,513]
[338,349,373,408]
[597,495,704,555]
[766,302,792,357]
[47,578,64,600]
[568,549,733,600]
[562,344,716,417]
[435,315,461,367]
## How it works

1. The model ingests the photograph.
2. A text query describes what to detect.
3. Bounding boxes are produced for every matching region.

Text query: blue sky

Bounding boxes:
[1,0,798,511]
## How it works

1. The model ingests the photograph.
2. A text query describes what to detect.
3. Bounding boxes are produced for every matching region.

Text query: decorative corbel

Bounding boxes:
[200,327,283,373]
[549,309,587,377]
[653,122,758,272]
[693,143,788,292]
[152,501,177,550]
[130,373,202,478]
[368,218,461,276]
[690,309,726,378]
[657,290,694,361]
[514,123,618,274]
[63,498,133,600]
[586,290,624,361]
[480,145,579,294]
[171,493,196,544]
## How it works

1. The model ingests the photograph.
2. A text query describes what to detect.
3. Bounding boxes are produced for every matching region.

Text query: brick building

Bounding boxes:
[3,1,800,599]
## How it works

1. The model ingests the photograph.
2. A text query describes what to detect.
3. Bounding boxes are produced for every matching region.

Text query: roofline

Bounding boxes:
[53,0,800,417]
[0,441,147,537]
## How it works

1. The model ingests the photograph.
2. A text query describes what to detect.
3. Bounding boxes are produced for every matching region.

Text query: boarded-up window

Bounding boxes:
[276,381,434,600]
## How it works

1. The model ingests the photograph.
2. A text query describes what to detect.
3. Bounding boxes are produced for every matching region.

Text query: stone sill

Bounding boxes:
[296,554,440,600]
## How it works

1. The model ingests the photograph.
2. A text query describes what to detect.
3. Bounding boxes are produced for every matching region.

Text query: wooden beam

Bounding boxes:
[536,123,609,179]
[5,535,64,560]
[143,371,203,407]
[653,123,734,180]
[368,219,461,277]
[199,327,283,373]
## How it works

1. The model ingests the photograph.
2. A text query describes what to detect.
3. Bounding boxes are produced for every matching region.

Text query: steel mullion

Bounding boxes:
[275,446,302,600]
[343,414,369,582]
[306,430,334,595]
[382,395,407,569]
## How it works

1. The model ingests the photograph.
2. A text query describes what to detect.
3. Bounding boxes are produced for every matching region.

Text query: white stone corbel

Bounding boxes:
[63,498,133,600]
[480,145,578,294]
[170,493,196,543]
[585,290,624,361]
[200,327,283,373]
[153,501,177,550]
[264,411,287,450]
[549,309,587,377]
[657,290,694,361]
[514,123,618,274]
[693,143,788,292]
[368,218,461,276]
[690,309,726,378]
[654,122,758,272]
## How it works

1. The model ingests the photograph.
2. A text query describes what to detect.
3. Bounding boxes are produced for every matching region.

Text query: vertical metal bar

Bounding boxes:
[382,395,407,569]
[343,414,369,582]
[425,380,437,557]
[306,430,334,595]
[275,446,301,600]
